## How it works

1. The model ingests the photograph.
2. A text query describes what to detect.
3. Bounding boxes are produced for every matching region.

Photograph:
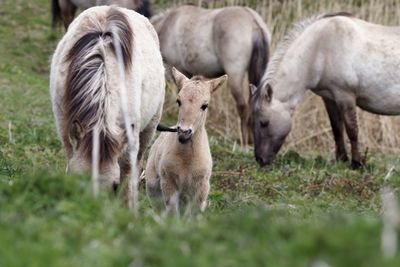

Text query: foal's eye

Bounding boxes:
[260,121,269,128]
[176,99,181,106]
[201,104,208,111]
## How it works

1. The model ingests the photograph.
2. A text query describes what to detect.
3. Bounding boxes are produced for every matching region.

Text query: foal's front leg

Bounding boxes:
[342,106,363,169]
[161,173,179,215]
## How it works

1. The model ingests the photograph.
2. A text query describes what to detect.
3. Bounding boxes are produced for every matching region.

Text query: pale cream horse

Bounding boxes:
[51,0,152,29]
[151,5,270,146]
[250,12,400,168]
[50,6,165,202]
[146,68,227,214]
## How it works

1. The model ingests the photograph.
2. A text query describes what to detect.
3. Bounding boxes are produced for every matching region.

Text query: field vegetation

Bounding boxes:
[0,0,399,266]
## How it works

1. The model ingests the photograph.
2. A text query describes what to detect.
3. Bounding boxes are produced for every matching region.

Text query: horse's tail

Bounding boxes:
[64,8,133,162]
[136,0,152,18]
[51,0,61,28]
[246,8,270,88]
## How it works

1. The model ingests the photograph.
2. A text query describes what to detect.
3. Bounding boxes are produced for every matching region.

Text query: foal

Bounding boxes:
[145,68,227,214]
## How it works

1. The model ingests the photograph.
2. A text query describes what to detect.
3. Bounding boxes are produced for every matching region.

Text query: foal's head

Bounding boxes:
[250,84,292,166]
[171,67,227,144]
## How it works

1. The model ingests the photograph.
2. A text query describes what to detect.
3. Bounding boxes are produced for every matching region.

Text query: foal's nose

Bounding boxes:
[256,156,268,167]
[177,126,193,144]
[177,126,192,135]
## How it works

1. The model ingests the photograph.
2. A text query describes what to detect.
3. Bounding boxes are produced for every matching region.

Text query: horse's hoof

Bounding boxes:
[351,160,363,170]
[337,154,349,162]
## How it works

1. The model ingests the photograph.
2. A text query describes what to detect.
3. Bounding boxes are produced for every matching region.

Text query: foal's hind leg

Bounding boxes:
[342,105,363,169]
[323,98,348,162]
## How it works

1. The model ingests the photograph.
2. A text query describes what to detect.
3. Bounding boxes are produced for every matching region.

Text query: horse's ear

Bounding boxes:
[69,120,85,149]
[265,84,273,102]
[209,74,228,93]
[249,84,258,97]
[171,67,189,90]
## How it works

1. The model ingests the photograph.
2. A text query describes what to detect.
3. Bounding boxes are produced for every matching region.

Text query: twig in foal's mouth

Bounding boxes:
[156,124,177,132]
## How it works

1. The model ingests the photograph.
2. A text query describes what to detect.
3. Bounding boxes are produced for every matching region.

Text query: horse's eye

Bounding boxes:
[201,104,208,111]
[260,121,269,128]
[177,99,181,106]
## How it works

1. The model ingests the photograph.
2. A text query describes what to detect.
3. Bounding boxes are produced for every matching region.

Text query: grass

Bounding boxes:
[1,0,400,266]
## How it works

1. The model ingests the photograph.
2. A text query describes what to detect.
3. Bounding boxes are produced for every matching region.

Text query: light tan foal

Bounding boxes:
[145,68,227,214]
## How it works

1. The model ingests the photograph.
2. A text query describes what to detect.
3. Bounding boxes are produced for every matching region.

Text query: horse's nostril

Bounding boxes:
[256,156,267,166]
[186,129,192,135]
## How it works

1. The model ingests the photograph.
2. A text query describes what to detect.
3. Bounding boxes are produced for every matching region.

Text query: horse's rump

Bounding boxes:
[63,8,133,163]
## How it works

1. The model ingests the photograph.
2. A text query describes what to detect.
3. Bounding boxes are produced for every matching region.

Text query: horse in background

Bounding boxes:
[151,5,270,147]
[50,6,165,203]
[51,0,152,30]
[250,12,400,168]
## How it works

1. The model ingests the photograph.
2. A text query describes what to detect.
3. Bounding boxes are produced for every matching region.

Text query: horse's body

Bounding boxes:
[151,5,270,146]
[146,68,227,214]
[52,0,152,29]
[251,13,400,168]
[50,6,165,201]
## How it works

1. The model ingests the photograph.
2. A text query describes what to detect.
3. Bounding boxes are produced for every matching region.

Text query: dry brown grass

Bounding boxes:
[157,0,400,155]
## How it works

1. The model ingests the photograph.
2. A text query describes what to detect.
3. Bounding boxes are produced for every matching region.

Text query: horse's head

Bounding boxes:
[250,83,292,166]
[67,121,122,187]
[171,67,227,144]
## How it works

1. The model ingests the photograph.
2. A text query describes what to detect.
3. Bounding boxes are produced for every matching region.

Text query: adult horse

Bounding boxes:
[50,6,165,203]
[151,5,270,146]
[250,12,400,168]
[51,0,152,30]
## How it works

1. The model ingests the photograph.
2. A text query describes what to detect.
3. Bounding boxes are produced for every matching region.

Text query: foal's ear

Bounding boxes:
[208,74,228,93]
[265,84,273,102]
[69,120,85,149]
[249,84,258,97]
[171,67,189,90]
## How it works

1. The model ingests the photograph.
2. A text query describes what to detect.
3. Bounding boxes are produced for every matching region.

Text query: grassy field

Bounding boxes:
[1,0,400,266]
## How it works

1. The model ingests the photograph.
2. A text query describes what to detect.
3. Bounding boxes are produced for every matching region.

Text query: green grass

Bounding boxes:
[1,0,400,266]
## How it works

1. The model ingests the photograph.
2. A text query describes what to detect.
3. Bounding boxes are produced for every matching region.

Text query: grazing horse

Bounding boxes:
[151,5,270,146]
[250,12,400,168]
[50,6,165,202]
[51,0,152,30]
[146,68,227,214]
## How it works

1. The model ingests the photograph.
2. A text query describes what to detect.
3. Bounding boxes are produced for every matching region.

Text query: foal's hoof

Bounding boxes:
[351,160,363,170]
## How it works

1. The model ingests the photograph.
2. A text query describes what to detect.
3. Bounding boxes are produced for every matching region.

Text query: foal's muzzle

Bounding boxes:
[177,127,192,144]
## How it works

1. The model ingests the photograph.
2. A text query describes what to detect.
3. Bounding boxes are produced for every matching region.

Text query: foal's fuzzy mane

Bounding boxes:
[258,12,351,90]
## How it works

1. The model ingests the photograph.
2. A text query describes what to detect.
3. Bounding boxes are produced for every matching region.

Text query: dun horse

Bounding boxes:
[146,68,227,214]
[151,5,270,146]
[250,12,400,168]
[51,0,152,30]
[50,6,165,202]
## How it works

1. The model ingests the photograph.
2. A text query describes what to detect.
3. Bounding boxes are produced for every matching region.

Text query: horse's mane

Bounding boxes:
[259,12,351,90]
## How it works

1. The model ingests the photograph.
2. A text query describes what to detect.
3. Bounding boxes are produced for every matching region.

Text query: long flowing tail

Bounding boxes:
[246,8,270,88]
[63,8,133,163]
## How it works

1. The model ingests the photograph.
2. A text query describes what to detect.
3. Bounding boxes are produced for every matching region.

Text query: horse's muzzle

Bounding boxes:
[177,127,192,144]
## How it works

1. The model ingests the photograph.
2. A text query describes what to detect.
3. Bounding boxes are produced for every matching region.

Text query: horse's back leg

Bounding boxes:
[225,72,250,147]
[137,104,163,163]
[341,104,363,169]
[322,97,348,162]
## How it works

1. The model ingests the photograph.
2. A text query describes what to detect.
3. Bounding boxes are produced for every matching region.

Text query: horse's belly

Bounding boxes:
[182,50,224,77]
[356,89,400,115]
